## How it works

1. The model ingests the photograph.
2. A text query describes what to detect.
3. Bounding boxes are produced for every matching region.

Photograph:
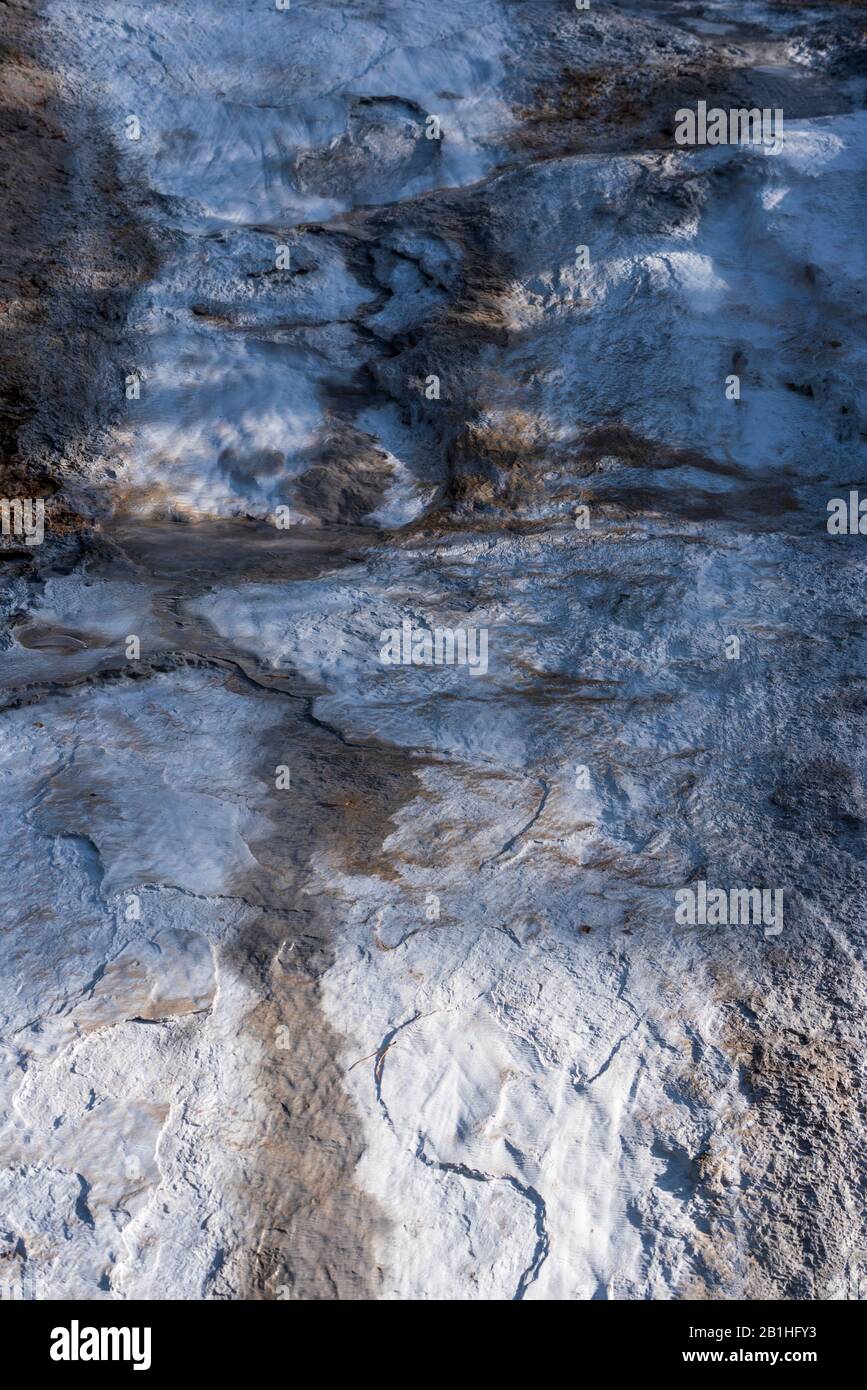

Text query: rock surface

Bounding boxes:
[1,0,866,1300]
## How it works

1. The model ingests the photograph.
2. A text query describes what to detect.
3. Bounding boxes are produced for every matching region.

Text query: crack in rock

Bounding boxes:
[480,777,551,868]
[414,1134,550,1301]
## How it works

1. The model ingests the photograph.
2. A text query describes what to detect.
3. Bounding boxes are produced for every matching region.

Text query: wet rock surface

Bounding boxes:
[1,0,866,1300]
